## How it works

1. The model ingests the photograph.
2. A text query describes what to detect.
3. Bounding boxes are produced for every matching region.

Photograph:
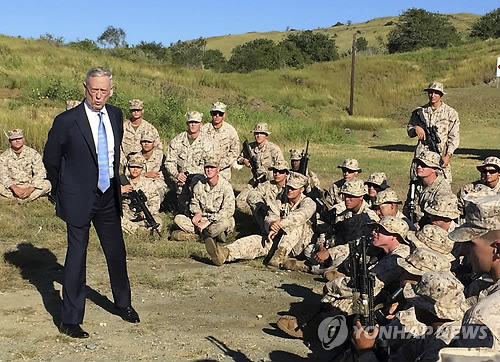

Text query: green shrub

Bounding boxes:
[470,8,500,40]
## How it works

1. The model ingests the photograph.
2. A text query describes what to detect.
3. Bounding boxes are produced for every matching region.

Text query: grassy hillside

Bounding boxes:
[205,13,481,58]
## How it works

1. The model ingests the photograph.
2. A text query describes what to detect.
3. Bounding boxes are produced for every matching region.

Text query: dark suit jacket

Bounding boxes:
[43,101,124,227]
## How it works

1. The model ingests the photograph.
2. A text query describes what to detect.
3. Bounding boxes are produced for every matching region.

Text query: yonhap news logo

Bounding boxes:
[317,315,349,350]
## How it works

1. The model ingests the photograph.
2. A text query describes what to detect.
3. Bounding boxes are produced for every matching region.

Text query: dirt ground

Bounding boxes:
[0,241,337,362]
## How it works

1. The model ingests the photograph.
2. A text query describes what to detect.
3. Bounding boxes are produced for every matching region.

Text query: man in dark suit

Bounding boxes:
[43,67,140,339]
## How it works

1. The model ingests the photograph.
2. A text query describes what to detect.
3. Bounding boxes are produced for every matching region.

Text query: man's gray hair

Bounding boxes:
[85,67,113,87]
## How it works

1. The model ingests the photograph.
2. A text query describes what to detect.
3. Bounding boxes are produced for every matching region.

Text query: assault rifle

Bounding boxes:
[407,179,418,224]
[120,175,162,237]
[298,140,309,175]
[242,139,266,187]
[417,109,442,155]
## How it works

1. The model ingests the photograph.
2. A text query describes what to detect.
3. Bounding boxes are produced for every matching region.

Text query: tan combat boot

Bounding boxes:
[323,268,346,281]
[205,237,229,266]
[277,315,304,338]
[170,230,200,242]
[282,258,309,272]
[267,247,288,268]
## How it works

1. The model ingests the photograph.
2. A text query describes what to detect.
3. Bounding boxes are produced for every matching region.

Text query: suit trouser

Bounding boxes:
[62,187,131,324]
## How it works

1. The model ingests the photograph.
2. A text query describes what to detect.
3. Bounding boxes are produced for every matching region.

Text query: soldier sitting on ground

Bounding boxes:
[235,123,285,212]
[323,158,362,213]
[121,154,162,234]
[420,193,460,232]
[246,160,289,233]
[171,156,235,242]
[205,172,316,269]
[289,149,320,194]
[0,128,51,202]
[457,156,500,216]
[371,189,415,231]
[364,172,389,207]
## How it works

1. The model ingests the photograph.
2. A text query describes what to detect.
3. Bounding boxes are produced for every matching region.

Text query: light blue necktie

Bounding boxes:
[97,112,110,192]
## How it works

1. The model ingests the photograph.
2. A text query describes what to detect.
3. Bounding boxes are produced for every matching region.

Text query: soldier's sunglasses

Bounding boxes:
[211,111,224,117]
[273,169,288,174]
[481,169,498,174]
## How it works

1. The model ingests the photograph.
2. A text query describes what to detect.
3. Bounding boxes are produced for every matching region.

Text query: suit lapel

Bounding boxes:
[75,103,98,164]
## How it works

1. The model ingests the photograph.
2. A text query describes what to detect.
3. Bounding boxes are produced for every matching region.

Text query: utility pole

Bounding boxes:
[348,33,356,116]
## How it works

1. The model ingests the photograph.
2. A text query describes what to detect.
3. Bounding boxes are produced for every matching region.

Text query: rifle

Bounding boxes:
[263,186,289,264]
[298,140,309,175]
[242,139,266,187]
[120,175,162,237]
[307,187,337,226]
[417,109,442,155]
[407,179,418,224]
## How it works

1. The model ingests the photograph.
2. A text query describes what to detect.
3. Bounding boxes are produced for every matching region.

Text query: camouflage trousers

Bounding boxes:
[121,210,163,234]
[0,181,51,202]
[173,214,235,239]
[226,225,314,262]
[176,174,204,215]
[235,183,253,213]
[303,243,349,274]
[410,160,452,184]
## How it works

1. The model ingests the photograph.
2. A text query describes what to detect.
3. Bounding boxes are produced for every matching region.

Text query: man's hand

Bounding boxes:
[385,302,399,320]
[144,171,161,179]
[121,184,133,194]
[314,245,330,263]
[10,185,35,199]
[270,220,282,234]
[176,172,187,185]
[415,125,426,141]
[197,219,210,232]
[243,158,251,168]
[442,154,451,168]
[191,213,203,226]
[351,320,379,351]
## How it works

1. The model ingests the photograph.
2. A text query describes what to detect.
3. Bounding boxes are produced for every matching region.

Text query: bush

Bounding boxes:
[356,37,368,51]
[170,38,206,68]
[387,8,461,53]
[135,41,169,61]
[284,31,339,63]
[67,39,100,52]
[39,34,64,47]
[202,49,226,72]
[276,40,306,69]
[470,8,500,40]
[226,38,280,73]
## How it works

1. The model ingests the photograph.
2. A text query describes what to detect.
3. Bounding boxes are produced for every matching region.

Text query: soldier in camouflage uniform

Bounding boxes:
[246,160,288,233]
[120,99,162,169]
[200,102,240,180]
[121,154,162,234]
[323,158,362,212]
[289,149,321,194]
[422,193,460,232]
[371,189,415,231]
[407,82,459,182]
[364,172,389,207]
[235,123,285,212]
[0,129,51,202]
[136,131,167,201]
[457,157,500,215]
[448,194,500,352]
[205,172,316,268]
[407,224,455,261]
[172,156,235,242]
[65,100,80,110]
[404,150,452,224]
[165,111,213,213]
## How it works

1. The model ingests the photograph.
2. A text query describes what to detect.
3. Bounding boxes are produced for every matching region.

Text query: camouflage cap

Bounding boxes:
[252,123,270,135]
[365,172,389,189]
[372,189,402,207]
[204,154,219,168]
[424,81,446,95]
[476,156,500,172]
[287,171,309,189]
[397,248,452,276]
[186,111,203,123]
[414,150,442,169]
[268,159,289,172]
[449,194,500,242]
[289,149,302,161]
[337,158,362,172]
[403,272,466,321]
[407,224,455,259]
[211,101,226,113]
[340,178,367,197]
[7,129,23,140]
[140,131,155,142]
[370,215,409,240]
[128,154,145,168]
[129,99,144,110]
[65,100,80,110]
[423,193,460,220]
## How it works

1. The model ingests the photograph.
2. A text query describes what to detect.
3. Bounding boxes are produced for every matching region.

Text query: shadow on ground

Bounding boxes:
[370,144,500,160]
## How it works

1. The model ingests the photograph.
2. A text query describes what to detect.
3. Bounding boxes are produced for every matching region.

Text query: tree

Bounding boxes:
[355,37,368,51]
[470,8,500,40]
[39,33,64,47]
[202,49,226,71]
[276,40,306,69]
[136,41,168,60]
[97,26,127,48]
[226,38,280,73]
[285,31,339,63]
[387,9,461,53]
[170,38,206,68]
[67,39,99,51]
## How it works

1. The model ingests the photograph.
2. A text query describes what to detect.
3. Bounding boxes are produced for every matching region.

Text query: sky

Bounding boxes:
[3,0,498,46]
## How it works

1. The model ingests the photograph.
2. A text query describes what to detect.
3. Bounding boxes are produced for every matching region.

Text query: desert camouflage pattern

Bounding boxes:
[373,189,402,206]
[173,213,235,239]
[424,81,446,94]
[0,145,51,201]
[186,111,203,122]
[457,180,500,214]
[407,224,455,259]
[323,178,347,209]
[65,100,80,110]
[121,176,162,234]
[141,149,168,198]
[338,158,362,171]
[189,176,235,223]
[7,128,23,139]
[211,101,226,112]
[365,172,388,187]
[424,192,460,219]
[226,193,316,261]
[246,179,286,231]
[201,122,240,180]
[129,99,144,110]
[375,215,410,240]
[251,122,270,134]
[405,174,452,223]
[397,247,452,276]
[237,140,285,179]
[121,118,163,167]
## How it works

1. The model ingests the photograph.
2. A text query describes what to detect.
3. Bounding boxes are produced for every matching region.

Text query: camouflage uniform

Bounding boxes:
[65,100,80,110]
[289,149,321,193]
[121,99,163,168]
[323,158,362,210]
[121,156,163,234]
[422,193,460,232]
[448,194,500,352]
[0,130,51,202]
[407,82,460,182]
[201,103,240,180]
[173,170,235,239]
[364,172,389,207]
[457,157,500,214]
[407,224,455,261]
[219,173,316,264]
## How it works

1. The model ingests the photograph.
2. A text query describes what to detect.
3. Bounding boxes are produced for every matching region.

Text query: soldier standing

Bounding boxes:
[407,81,459,182]
[0,129,51,202]
[201,102,239,180]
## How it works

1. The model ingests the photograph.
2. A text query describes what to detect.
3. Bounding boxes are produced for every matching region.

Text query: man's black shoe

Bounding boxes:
[59,323,89,338]
[115,305,140,323]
